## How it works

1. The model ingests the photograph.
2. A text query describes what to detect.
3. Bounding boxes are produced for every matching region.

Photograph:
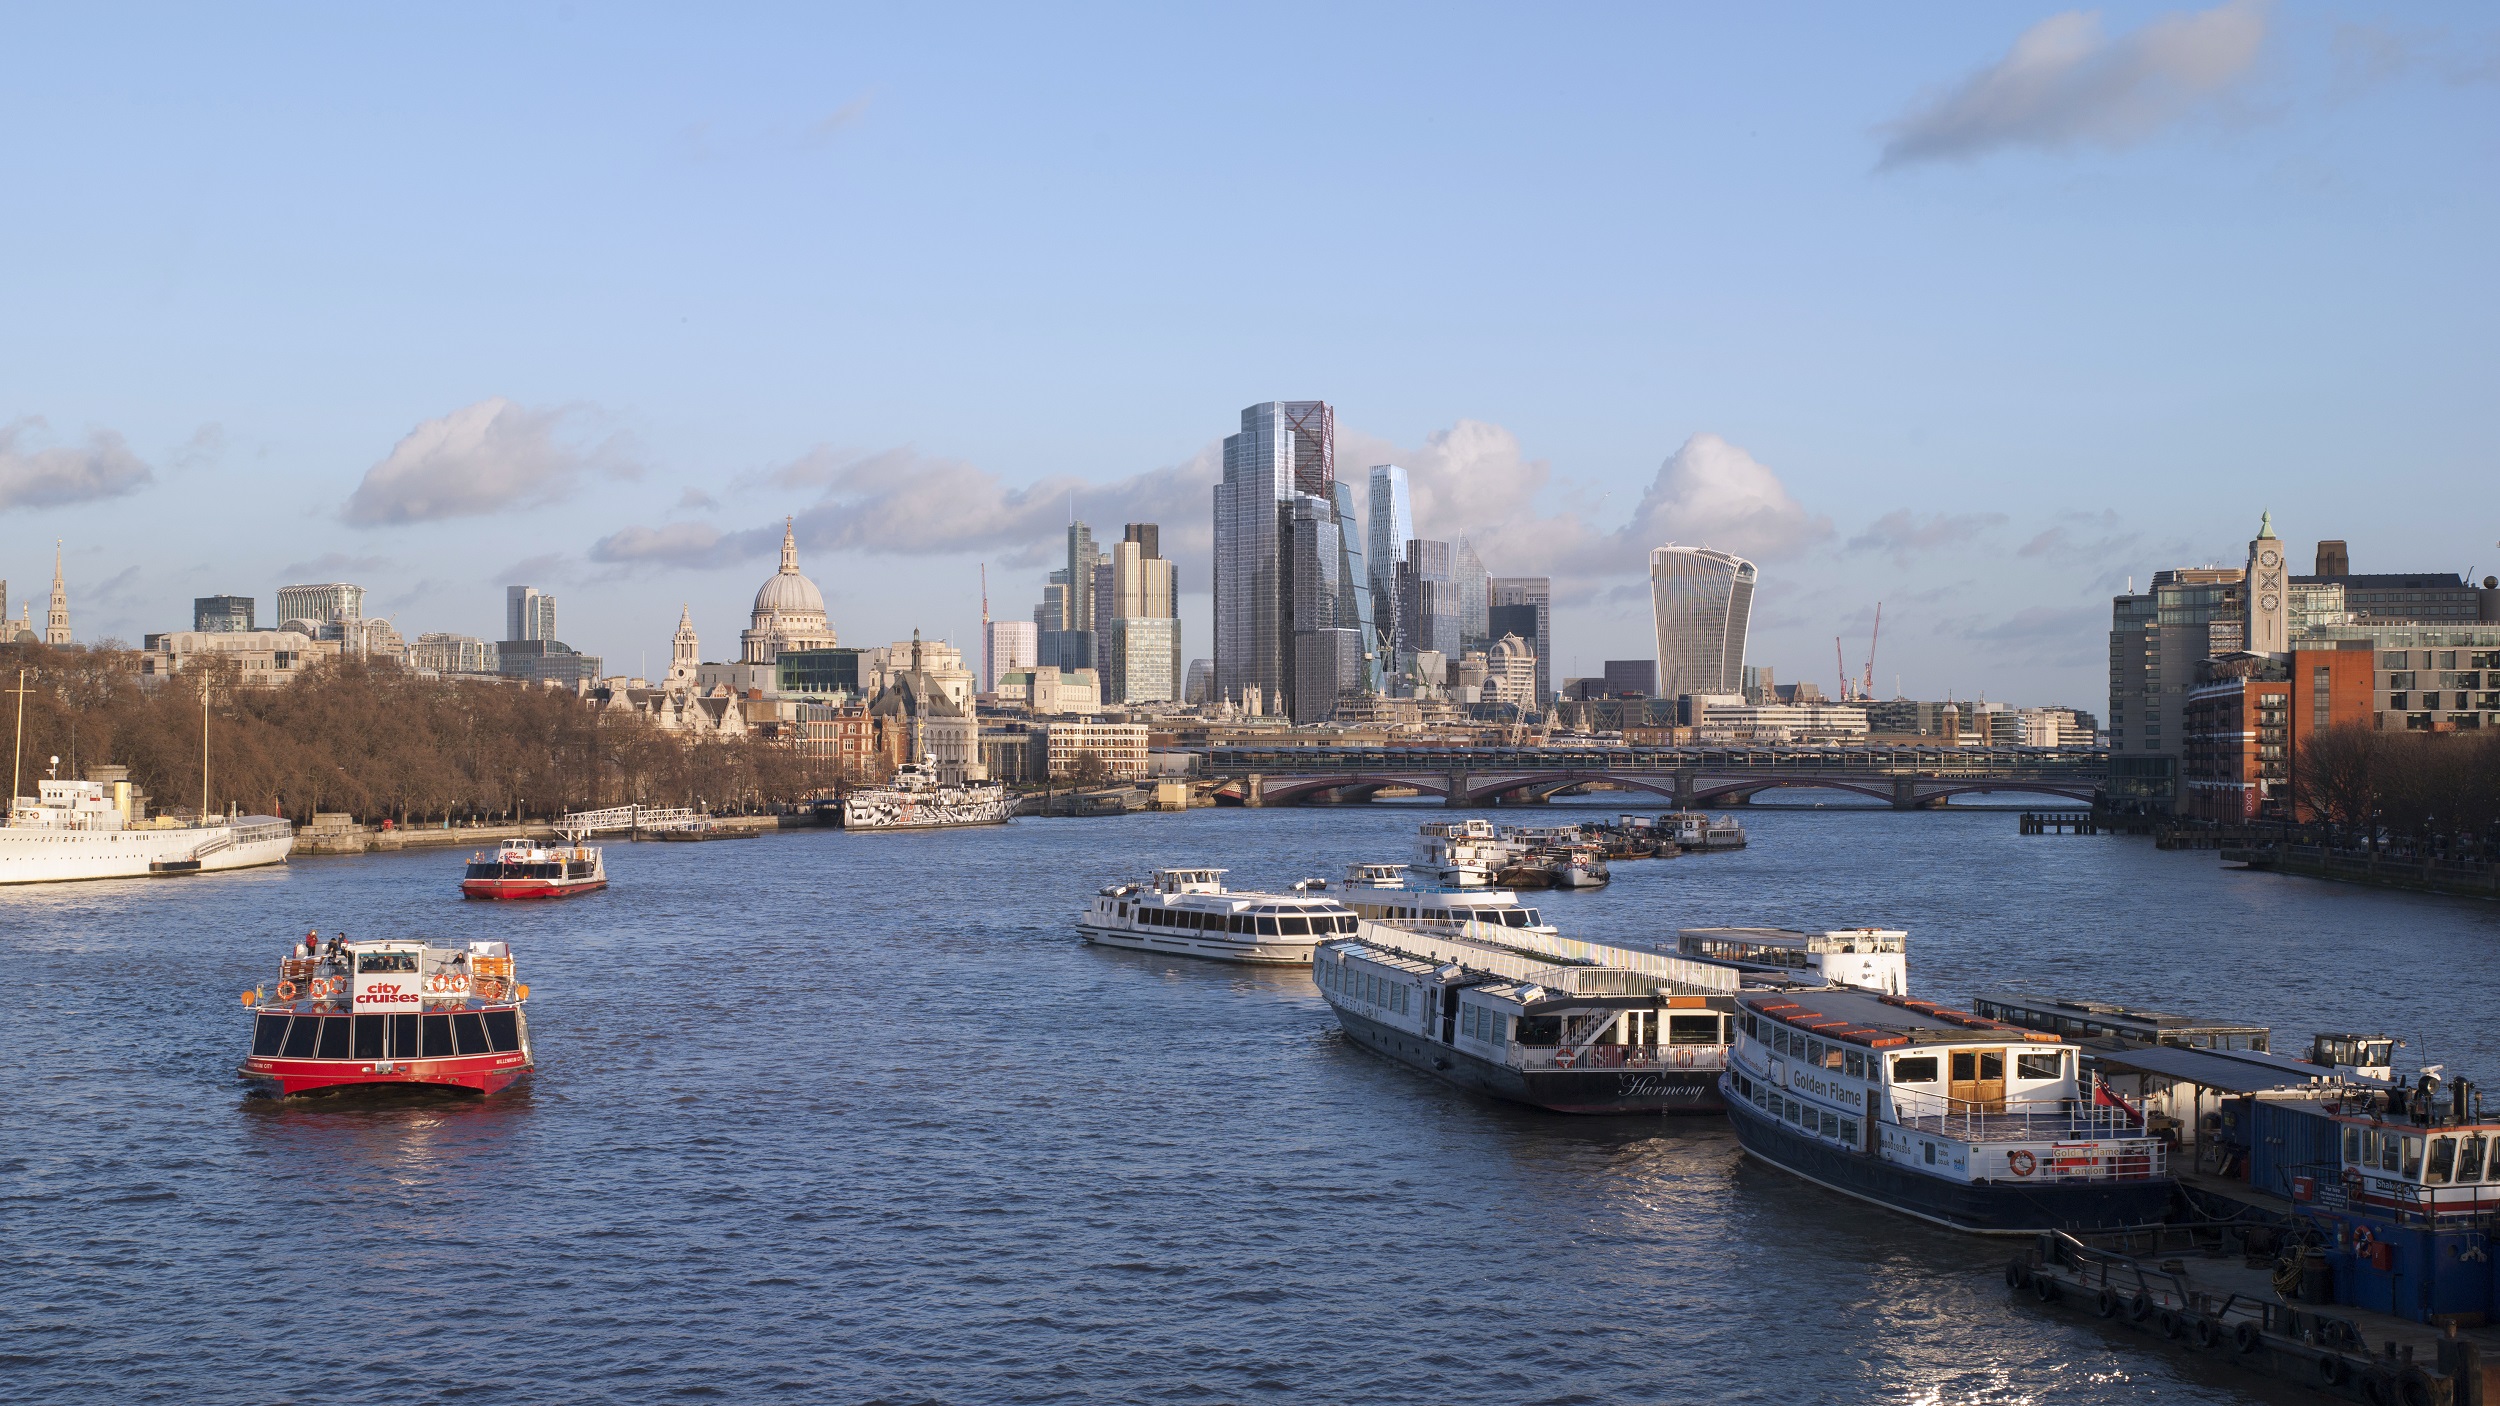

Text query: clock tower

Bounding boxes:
[2245,511,2287,655]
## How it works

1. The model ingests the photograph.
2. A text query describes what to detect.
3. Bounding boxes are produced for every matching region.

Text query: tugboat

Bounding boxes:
[1079,868,1360,965]
[238,934,533,1095]
[461,832,607,899]
[1721,988,2171,1233]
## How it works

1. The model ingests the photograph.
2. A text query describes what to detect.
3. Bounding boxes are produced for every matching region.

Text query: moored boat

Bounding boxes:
[461,836,607,899]
[1678,926,1908,995]
[1079,868,1358,965]
[839,758,1012,831]
[1316,915,1739,1113]
[238,935,533,1096]
[1334,864,1558,935]
[1,773,292,885]
[1721,988,2172,1234]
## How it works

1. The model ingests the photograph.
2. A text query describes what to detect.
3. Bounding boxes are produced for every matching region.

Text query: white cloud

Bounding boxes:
[0,418,155,511]
[1880,0,2269,167]
[342,398,625,526]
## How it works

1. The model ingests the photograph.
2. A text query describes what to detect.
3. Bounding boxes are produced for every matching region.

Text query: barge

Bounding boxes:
[1723,988,2173,1233]
[239,935,533,1096]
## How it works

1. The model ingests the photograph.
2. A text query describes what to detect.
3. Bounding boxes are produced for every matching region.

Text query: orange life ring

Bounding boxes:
[1553,1048,1577,1069]
[277,979,299,999]
[2008,1149,2037,1177]
[2351,1224,2374,1253]
[1674,1049,1695,1068]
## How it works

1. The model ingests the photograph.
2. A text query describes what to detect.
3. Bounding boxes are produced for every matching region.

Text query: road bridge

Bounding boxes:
[1194,744,2106,810]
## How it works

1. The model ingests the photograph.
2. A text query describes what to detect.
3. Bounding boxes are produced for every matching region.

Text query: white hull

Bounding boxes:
[1076,920,1319,966]
[0,822,294,885]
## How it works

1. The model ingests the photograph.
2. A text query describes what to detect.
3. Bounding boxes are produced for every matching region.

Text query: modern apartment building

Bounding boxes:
[504,585,556,643]
[277,582,365,629]
[1649,545,1755,700]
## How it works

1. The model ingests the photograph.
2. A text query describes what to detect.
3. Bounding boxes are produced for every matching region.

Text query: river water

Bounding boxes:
[5,800,2496,1404]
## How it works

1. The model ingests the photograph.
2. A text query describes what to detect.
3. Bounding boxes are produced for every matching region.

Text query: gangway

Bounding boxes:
[556,804,702,836]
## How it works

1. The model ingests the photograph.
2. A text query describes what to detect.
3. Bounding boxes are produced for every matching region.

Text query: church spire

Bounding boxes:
[780,517,798,574]
[44,540,70,646]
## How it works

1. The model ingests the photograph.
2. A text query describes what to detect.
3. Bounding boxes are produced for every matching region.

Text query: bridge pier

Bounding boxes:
[1673,769,1697,810]
[1892,778,1918,811]
[1446,772,1470,807]
[1243,772,1262,809]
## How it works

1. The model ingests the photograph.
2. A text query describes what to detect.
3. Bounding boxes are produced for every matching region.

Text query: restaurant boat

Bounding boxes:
[1721,988,2172,1234]
[1678,926,1909,996]
[1316,915,1739,1113]
[1079,868,1359,965]
[461,835,607,900]
[239,936,533,1096]
[1333,863,1558,935]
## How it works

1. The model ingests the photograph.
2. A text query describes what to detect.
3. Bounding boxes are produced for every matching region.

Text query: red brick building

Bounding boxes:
[2180,644,2386,822]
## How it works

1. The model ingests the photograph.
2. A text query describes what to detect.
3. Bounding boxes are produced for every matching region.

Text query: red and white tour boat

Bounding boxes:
[461,835,607,900]
[239,935,534,1096]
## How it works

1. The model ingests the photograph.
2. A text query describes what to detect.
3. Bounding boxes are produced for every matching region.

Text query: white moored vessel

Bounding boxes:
[2,773,293,885]
[1079,868,1359,965]
[840,758,1012,831]
[1333,863,1557,936]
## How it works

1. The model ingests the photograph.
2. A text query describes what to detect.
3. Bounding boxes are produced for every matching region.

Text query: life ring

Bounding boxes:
[2007,1149,2037,1177]
[1674,1049,1695,1068]
[2233,1320,2261,1354]
[2352,1224,2376,1254]
[277,979,298,999]
[1553,1048,1577,1069]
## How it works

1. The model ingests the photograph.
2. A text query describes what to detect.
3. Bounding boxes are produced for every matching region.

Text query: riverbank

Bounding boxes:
[2223,843,2500,900]
[289,812,811,856]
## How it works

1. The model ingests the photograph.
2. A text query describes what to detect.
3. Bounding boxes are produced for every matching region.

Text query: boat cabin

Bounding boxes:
[248,939,527,1065]
[1150,868,1226,895]
[1968,991,2270,1052]
[1677,927,1907,995]
[2309,1032,2401,1082]
[1335,875,1550,933]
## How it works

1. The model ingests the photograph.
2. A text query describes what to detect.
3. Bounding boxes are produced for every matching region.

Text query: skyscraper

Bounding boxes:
[1490,576,1551,704]
[1649,545,1755,699]
[1366,463,1411,650]
[1064,521,1098,671]
[1124,522,1181,694]
[1456,538,1490,648]
[1214,400,1334,708]
[1398,538,1461,666]
[504,585,555,643]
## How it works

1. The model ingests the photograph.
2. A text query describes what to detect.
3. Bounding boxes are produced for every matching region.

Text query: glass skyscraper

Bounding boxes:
[1214,400,1336,710]
[1366,464,1411,663]
[1649,545,1756,699]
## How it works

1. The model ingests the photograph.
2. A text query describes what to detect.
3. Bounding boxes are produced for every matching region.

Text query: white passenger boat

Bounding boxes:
[1721,988,2172,1233]
[840,758,1012,831]
[1333,863,1558,936]
[1,775,293,885]
[1677,927,1909,995]
[1079,868,1359,965]
[1317,916,1739,1113]
[1416,819,1514,887]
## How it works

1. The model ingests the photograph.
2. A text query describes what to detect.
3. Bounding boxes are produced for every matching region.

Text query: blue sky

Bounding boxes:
[2,2,2493,705]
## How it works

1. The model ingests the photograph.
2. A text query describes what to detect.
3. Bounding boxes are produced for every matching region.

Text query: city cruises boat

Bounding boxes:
[238,936,533,1096]
[1721,988,2172,1234]
[1080,868,1358,965]
[1,773,293,885]
[1316,918,1739,1113]
[1334,864,1558,936]
[840,758,1012,831]
[1678,927,1909,996]
[461,836,607,900]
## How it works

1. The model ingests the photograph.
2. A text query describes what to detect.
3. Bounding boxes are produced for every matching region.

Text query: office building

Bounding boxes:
[1397,538,1461,665]
[194,595,255,633]
[138,628,337,687]
[1214,400,1332,710]
[1066,520,1099,670]
[1109,618,1179,705]
[1490,576,1550,704]
[505,585,557,644]
[1602,659,1659,697]
[1456,538,1489,648]
[496,638,603,689]
[277,581,364,630]
[1183,658,1214,705]
[1106,526,1180,705]
[777,647,868,698]
[410,632,496,675]
[1649,545,1756,700]
[984,618,1038,693]
[2293,539,2496,626]
[1367,465,1412,664]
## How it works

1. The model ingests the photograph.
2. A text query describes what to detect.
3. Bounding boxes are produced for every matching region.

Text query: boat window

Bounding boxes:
[453,1013,492,1056]
[1840,1117,1860,1145]
[391,1013,419,1058]
[1979,1052,2003,1080]
[2016,1052,2062,1081]
[422,1014,457,1058]
[1923,1142,1937,1165]
[2426,1137,2456,1185]
[484,1009,522,1052]
[357,951,418,973]
[1844,1051,1866,1079]
[353,1014,386,1061]
[252,1014,290,1057]
[2460,1135,2488,1182]
[1515,1015,1560,1046]
[1806,1039,1824,1065]
[1256,918,1279,936]
[317,1017,352,1060]
[2344,1127,2362,1165]
[1892,1056,1939,1084]
[281,1017,321,1058]
[1667,1014,1721,1046]
[1336,916,1357,933]
[2402,1136,2425,1180]
[1784,1098,1802,1125]
[2381,1133,2400,1174]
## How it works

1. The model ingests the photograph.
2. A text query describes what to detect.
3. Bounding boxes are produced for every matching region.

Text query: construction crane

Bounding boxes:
[1834,604,1883,702]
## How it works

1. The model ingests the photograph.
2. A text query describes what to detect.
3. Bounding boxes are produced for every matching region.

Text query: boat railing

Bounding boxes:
[1510,1043,1726,1073]
[1888,1086,2161,1156]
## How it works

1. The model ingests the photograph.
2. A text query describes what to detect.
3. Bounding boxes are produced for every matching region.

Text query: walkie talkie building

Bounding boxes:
[1649,544,1756,699]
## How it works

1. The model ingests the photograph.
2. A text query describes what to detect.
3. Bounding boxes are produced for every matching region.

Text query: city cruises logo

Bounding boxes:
[354,979,421,1011]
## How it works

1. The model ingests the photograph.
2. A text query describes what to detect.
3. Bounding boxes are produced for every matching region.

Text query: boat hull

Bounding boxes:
[1333,1005,1724,1115]
[0,823,293,885]
[1722,1080,2173,1235]
[840,786,1012,830]
[238,1051,532,1097]
[461,877,607,901]
[1076,920,1316,965]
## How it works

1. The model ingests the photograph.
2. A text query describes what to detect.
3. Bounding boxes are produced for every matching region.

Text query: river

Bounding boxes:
[5,800,2495,1404]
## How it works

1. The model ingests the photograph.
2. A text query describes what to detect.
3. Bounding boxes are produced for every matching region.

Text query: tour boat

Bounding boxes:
[238,936,533,1096]
[1079,868,1358,965]
[1315,917,1740,1114]
[1333,864,1559,935]
[461,836,607,899]
[840,758,1012,831]
[1678,927,1910,996]
[1721,988,2172,1234]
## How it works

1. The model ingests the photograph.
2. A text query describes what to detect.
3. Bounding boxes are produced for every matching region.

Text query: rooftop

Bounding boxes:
[1742,988,2058,1049]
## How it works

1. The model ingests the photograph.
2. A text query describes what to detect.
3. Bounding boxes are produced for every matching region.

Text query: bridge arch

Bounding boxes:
[1256,774,1454,806]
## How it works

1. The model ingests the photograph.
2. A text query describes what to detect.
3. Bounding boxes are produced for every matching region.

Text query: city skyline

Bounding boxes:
[3,5,2494,705]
